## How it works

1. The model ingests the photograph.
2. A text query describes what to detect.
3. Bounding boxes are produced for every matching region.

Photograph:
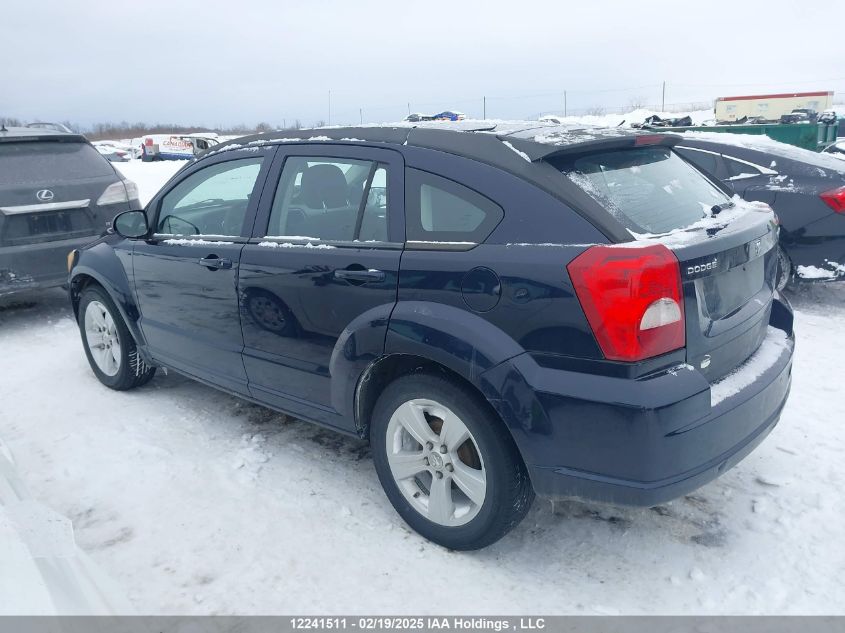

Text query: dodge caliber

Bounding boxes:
[68,124,794,550]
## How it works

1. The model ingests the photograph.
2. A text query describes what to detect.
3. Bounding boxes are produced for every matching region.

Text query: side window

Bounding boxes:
[266,157,388,242]
[157,157,263,236]
[406,169,503,244]
[676,147,719,176]
[723,156,762,179]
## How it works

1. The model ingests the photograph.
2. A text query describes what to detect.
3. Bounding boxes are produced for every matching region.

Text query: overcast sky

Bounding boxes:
[2,0,843,128]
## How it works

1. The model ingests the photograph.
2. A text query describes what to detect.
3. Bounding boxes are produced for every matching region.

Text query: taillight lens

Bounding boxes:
[567,244,685,362]
[820,185,845,213]
[97,180,139,205]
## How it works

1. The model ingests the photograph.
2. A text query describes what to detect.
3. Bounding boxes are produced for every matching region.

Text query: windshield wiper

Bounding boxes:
[710,200,735,216]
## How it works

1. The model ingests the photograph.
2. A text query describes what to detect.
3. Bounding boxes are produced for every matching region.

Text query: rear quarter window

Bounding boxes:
[405,168,503,244]
[0,141,114,185]
[562,146,731,235]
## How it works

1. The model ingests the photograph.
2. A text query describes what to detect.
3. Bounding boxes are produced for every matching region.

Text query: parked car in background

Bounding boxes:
[432,110,466,121]
[676,133,845,285]
[24,121,75,134]
[404,113,433,122]
[0,434,132,614]
[69,124,793,550]
[0,126,140,297]
[141,133,219,161]
[93,141,131,162]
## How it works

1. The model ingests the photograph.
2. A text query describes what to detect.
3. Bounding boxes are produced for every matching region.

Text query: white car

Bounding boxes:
[0,436,132,614]
[93,141,133,162]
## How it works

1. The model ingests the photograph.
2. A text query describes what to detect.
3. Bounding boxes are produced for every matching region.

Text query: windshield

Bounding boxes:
[566,146,732,234]
[0,141,113,186]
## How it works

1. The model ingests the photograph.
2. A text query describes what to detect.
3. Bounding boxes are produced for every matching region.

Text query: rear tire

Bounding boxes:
[776,246,792,291]
[78,286,156,390]
[370,373,534,550]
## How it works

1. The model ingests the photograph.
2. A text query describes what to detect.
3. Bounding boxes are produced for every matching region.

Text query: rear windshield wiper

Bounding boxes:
[710,200,735,216]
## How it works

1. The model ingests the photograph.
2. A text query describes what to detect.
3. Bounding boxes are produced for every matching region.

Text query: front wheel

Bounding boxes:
[371,374,534,550]
[78,286,156,390]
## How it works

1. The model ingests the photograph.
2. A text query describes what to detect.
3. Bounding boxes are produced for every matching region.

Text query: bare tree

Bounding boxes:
[628,96,649,110]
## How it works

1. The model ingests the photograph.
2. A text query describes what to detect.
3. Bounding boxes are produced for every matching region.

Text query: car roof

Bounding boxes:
[206,121,679,168]
[0,126,87,144]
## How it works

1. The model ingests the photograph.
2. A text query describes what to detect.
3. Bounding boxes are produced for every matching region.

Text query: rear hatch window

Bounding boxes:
[0,141,115,247]
[567,146,730,235]
[0,141,113,185]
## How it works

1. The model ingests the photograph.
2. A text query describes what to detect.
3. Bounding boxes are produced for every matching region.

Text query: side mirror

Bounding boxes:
[113,210,149,239]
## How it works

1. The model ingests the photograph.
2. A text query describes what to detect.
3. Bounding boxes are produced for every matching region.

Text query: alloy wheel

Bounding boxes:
[385,398,487,527]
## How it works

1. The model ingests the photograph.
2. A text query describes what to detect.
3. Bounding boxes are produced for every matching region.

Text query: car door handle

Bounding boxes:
[198,256,233,270]
[334,268,385,283]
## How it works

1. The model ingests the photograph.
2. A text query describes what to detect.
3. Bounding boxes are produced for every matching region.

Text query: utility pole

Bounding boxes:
[564,91,567,117]
[328,89,332,126]
[483,96,486,120]
[360,108,363,125]
[661,81,666,111]
[407,102,411,115]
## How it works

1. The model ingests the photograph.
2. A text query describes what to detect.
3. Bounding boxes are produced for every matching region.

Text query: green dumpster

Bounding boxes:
[659,122,838,151]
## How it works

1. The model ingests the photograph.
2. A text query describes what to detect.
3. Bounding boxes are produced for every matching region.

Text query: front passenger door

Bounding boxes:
[133,151,274,394]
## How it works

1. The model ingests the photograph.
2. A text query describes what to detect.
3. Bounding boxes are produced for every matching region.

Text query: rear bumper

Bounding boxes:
[480,294,795,506]
[0,235,96,297]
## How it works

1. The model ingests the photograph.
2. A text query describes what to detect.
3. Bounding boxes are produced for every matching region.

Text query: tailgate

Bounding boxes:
[0,179,107,247]
[669,208,779,381]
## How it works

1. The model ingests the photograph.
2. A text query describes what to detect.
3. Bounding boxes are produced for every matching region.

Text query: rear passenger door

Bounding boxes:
[238,145,404,430]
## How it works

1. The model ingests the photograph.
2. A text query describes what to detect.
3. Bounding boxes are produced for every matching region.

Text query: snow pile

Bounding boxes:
[796,263,845,280]
[710,326,791,406]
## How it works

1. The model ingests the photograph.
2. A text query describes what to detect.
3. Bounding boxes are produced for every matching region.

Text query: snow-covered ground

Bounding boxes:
[116,160,189,205]
[1,283,843,615]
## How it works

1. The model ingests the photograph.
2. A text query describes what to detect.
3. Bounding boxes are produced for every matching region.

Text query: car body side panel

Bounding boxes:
[69,236,147,350]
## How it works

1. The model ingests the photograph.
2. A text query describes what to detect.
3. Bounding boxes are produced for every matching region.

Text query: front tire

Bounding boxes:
[371,373,534,550]
[776,246,793,291]
[78,286,155,390]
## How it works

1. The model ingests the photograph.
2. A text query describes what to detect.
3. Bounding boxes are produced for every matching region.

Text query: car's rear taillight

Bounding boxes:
[97,179,139,205]
[567,244,685,362]
[820,185,845,213]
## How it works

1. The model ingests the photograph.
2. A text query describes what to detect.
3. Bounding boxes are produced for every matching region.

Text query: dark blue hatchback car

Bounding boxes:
[68,124,795,549]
